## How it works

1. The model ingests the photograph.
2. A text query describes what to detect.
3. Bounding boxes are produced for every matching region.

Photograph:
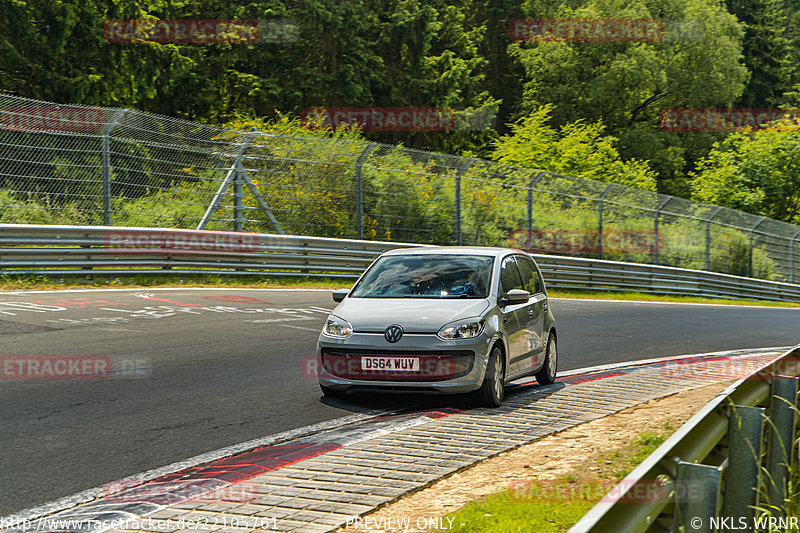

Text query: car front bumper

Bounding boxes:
[317,331,495,394]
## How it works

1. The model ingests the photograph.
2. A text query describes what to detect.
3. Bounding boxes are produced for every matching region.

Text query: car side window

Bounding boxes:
[515,255,542,295]
[498,256,523,299]
[532,261,546,295]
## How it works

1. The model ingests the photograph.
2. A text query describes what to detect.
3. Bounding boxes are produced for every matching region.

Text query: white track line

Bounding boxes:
[554,346,793,379]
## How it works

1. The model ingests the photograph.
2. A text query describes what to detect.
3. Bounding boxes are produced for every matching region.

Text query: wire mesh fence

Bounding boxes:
[1,92,800,283]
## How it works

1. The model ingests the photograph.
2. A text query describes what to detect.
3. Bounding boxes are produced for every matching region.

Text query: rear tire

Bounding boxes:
[320,384,347,398]
[536,332,558,385]
[473,346,505,407]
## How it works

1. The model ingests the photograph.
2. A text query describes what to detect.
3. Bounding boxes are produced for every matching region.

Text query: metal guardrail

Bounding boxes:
[0,224,421,279]
[2,224,800,303]
[571,345,800,533]
[534,255,800,303]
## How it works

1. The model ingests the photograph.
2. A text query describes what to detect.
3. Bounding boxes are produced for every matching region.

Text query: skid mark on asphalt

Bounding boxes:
[280,324,324,332]
[201,295,274,305]
[245,317,317,324]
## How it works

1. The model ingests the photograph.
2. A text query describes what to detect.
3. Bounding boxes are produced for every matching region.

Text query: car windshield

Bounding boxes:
[350,254,494,298]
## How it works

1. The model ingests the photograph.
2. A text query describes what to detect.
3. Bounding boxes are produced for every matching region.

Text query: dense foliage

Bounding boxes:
[2,0,800,225]
[690,119,800,224]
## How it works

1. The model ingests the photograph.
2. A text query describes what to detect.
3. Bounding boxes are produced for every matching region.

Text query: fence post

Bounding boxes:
[653,197,671,265]
[526,171,547,249]
[674,461,722,533]
[766,376,798,513]
[748,217,766,277]
[597,184,616,259]
[233,161,245,232]
[354,143,377,240]
[722,405,764,524]
[240,167,284,234]
[704,207,723,271]
[790,229,800,284]
[198,130,258,231]
[100,109,128,226]
[455,158,476,246]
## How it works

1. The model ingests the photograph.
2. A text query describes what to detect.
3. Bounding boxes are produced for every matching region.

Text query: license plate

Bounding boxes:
[361,356,420,372]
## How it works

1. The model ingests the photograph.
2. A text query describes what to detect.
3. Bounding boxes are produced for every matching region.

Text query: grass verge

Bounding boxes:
[442,423,675,533]
[0,273,354,291]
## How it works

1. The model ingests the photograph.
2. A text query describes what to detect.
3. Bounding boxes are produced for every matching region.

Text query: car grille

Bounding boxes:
[321,349,474,381]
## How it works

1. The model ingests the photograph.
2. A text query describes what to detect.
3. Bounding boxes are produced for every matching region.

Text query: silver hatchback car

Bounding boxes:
[316,247,557,407]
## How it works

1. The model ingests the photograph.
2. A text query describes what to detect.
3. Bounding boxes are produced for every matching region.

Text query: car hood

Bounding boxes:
[333,298,491,333]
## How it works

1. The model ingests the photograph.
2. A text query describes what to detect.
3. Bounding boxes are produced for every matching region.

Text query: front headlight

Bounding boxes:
[437,318,485,340]
[322,316,353,338]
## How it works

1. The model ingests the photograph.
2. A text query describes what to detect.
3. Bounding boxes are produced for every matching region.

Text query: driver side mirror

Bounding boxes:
[502,289,530,305]
[332,288,350,302]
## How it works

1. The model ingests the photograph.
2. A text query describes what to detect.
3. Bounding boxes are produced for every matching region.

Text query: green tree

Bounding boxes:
[490,104,658,191]
[778,0,800,106]
[689,120,800,223]
[725,0,791,108]
[509,0,748,192]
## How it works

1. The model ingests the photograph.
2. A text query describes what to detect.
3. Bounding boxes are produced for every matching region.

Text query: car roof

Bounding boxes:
[380,246,526,258]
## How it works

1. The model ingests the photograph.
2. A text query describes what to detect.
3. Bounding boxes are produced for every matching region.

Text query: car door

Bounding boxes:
[514,254,546,370]
[497,255,529,376]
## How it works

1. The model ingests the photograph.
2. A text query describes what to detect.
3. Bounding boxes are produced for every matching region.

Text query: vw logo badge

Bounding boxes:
[384,325,404,343]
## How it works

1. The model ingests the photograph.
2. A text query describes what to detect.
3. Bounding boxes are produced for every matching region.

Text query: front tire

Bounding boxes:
[536,332,558,385]
[473,346,505,407]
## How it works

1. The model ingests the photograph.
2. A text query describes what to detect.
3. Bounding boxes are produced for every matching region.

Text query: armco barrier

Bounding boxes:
[534,254,800,303]
[2,224,800,303]
[571,345,800,532]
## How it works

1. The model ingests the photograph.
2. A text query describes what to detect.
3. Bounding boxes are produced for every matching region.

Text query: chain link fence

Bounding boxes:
[2,92,799,283]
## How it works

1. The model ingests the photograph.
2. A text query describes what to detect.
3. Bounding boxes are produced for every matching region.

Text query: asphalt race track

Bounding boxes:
[1,288,798,515]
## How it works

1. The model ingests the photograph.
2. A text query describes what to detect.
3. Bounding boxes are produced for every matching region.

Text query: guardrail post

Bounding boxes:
[455,158,476,246]
[722,405,764,524]
[100,109,128,226]
[674,462,722,533]
[749,217,766,278]
[705,207,723,271]
[654,197,671,265]
[791,229,800,284]
[597,185,616,259]
[766,376,798,513]
[355,143,377,240]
